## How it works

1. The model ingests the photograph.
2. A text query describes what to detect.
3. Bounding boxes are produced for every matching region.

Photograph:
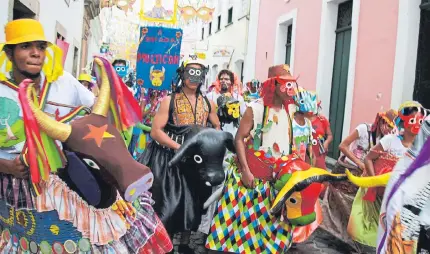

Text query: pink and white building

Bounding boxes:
[245,0,430,157]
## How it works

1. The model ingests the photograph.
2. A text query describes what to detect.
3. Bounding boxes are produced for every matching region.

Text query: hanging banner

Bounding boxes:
[56,39,69,66]
[136,26,183,90]
[140,0,178,24]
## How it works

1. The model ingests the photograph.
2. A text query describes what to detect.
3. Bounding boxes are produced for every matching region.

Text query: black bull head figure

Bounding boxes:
[168,127,236,187]
[22,58,153,208]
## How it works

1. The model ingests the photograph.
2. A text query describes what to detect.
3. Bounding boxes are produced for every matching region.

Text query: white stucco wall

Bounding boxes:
[243,0,260,83]
[198,0,250,84]
[87,16,103,64]
[38,0,84,74]
[0,0,11,43]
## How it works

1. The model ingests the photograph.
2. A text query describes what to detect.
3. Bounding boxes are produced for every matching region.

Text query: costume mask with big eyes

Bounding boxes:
[115,65,128,78]
[278,79,298,97]
[399,107,426,135]
[270,154,347,226]
[184,67,205,84]
[293,89,318,114]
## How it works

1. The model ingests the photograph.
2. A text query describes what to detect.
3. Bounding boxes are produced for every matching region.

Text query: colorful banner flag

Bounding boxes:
[136,26,183,91]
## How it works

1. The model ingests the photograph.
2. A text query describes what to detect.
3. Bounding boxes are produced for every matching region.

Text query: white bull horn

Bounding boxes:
[203,186,224,209]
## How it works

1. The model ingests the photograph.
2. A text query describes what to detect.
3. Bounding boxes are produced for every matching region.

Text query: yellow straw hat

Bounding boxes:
[0,19,64,82]
[78,73,92,82]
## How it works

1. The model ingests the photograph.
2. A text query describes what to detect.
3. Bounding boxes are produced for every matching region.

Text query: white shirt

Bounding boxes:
[379,134,408,158]
[0,71,95,154]
[344,123,375,166]
[250,99,291,157]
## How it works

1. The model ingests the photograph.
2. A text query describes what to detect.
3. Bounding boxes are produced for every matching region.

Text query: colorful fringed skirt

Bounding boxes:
[346,187,380,248]
[205,166,293,254]
[347,154,398,249]
[0,174,172,254]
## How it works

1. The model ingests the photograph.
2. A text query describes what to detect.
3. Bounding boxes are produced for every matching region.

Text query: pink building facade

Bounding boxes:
[245,0,428,157]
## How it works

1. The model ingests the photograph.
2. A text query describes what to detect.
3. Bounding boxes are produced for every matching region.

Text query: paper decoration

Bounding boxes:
[213,47,233,57]
[136,26,183,90]
[179,5,215,23]
[56,39,69,66]
[139,0,178,24]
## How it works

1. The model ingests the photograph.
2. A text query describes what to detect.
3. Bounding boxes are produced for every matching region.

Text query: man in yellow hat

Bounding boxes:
[0,19,94,179]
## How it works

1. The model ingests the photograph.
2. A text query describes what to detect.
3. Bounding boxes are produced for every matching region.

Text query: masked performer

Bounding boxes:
[139,58,220,252]
[319,108,397,251]
[306,97,332,170]
[207,70,246,115]
[375,115,430,253]
[347,101,425,248]
[205,64,346,253]
[0,19,172,253]
[113,59,129,81]
[243,79,261,103]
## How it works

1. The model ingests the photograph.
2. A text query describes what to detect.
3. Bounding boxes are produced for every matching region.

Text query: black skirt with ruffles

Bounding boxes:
[138,123,211,236]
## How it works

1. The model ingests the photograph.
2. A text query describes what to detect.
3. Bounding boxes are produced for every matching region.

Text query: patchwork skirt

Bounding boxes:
[205,166,293,254]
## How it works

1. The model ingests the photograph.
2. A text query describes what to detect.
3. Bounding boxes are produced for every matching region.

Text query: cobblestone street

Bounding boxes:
[172,228,361,254]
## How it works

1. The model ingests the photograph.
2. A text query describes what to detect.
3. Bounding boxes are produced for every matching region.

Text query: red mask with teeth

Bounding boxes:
[401,111,425,134]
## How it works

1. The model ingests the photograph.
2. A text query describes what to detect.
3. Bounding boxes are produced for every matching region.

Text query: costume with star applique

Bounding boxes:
[0,19,172,254]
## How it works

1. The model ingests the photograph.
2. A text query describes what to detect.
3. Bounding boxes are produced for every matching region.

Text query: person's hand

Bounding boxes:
[358,162,366,172]
[241,170,255,188]
[6,156,28,179]
[323,143,329,153]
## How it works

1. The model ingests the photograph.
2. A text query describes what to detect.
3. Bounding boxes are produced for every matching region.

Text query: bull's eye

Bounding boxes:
[409,118,416,124]
[299,99,305,104]
[121,67,126,71]
[286,82,293,88]
[188,69,196,75]
[312,139,318,146]
[195,70,202,76]
[289,197,297,204]
[419,119,423,125]
[83,158,100,170]
[193,155,203,164]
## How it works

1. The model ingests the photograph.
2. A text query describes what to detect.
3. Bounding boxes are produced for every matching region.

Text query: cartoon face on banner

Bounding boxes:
[114,66,128,78]
[150,66,166,86]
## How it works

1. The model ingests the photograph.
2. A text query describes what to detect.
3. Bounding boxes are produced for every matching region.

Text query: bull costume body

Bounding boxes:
[0,57,173,253]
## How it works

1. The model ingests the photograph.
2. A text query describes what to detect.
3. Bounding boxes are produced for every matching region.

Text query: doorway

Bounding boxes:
[414,1,430,109]
[328,0,353,159]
